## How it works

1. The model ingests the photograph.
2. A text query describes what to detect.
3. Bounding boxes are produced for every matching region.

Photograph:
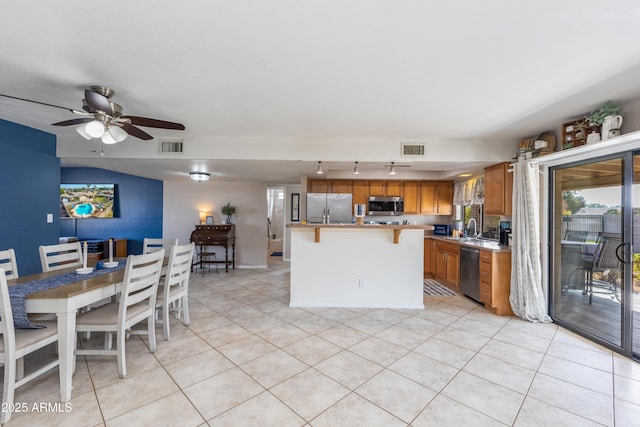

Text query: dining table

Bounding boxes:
[7,257,166,403]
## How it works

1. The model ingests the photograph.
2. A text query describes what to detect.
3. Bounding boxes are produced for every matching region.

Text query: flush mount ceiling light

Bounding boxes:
[388,162,397,175]
[316,161,324,174]
[353,161,360,175]
[189,171,211,182]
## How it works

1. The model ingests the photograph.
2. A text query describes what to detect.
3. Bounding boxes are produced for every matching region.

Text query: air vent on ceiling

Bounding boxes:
[160,140,184,153]
[401,143,425,156]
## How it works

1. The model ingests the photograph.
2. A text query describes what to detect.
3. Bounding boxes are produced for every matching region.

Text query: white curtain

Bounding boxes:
[453,176,485,206]
[509,162,552,323]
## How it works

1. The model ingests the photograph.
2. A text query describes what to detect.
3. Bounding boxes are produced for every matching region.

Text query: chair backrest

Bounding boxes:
[163,243,195,297]
[0,268,17,359]
[0,249,19,280]
[119,250,165,321]
[143,238,178,254]
[564,230,588,242]
[39,242,83,272]
[594,232,623,270]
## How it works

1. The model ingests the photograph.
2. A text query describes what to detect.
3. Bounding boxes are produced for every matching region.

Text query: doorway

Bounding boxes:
[267,187,285,257]
[549,152,639,358]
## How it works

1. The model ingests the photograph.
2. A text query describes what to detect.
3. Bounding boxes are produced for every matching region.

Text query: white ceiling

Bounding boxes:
[2,1,640,183]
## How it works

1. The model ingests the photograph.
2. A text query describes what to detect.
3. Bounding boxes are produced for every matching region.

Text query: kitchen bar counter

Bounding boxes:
[290,223,433,244]
[288,223,425,309]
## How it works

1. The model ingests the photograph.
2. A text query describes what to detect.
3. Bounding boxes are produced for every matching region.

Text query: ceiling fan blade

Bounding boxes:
[84,89,113,115]
[51,118,94,126]
[0,93,87,115]
[121,123,153,140]
[121,115,185,130]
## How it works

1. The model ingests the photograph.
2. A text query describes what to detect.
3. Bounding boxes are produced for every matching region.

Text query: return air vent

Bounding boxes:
[160,140,184,153]
[401,143,425,156]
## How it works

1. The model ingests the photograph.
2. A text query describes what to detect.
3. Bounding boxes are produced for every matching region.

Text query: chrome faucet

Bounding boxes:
[466,218,478,238]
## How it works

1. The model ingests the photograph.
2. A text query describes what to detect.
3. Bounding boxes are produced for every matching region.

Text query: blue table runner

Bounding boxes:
[9,263,126,329]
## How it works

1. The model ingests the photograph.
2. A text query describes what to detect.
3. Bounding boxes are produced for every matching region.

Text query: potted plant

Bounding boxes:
[586,101,622,126]
[220,202,236,224]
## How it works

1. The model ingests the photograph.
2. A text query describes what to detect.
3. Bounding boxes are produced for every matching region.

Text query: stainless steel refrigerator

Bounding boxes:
[306,193,353,224]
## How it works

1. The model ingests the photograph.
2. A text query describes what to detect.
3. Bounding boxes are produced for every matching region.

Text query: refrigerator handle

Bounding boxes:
[326,209,330,224]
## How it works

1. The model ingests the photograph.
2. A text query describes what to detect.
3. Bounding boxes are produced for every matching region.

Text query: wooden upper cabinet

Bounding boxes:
[370,180,403,197]
[352,181,369,211]
[308,179,330,193]
[420,181,453,214]
[436,181,453,215]
[330,180,353,194]
[420,181,438,214]
[307,179,352,194]
[386,181,403,197]
[369,181,386,196]
[484,162,513,215]
[403,181,420,214]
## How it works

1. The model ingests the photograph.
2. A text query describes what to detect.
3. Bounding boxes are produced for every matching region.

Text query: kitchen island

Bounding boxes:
[288,223,432,309]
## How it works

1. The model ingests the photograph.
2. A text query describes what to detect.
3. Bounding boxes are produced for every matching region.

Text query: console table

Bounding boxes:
[189,224,236,273]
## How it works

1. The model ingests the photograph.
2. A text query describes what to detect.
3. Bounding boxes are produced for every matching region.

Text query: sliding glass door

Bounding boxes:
[550,152,638,358]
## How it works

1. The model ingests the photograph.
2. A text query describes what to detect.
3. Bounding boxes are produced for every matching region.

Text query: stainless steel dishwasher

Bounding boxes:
[459,246,480,302]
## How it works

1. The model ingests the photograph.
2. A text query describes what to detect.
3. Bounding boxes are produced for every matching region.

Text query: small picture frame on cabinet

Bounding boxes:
[206,216,214,224]
[291,193,300,221]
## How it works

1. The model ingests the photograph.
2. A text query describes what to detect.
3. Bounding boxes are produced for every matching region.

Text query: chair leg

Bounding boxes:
[16,357,24,380]
[163,301,171,341]
[182,295,190,326]
[148,315,157,353]
[2,358,16,424]
[117,331,126,379]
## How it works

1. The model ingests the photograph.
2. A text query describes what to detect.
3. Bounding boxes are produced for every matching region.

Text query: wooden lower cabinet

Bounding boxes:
[424,238,436,276]
[434,240,459,288]
[479,249,513,316]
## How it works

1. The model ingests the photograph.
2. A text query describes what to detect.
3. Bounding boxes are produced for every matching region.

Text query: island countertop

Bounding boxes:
[288,223,434,230]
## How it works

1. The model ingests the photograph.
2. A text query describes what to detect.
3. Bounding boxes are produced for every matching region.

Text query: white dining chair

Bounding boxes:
[0,249,19,280]
[156,243,194,340]
[75,250,165,378]
[39,241,83,272]
[0,269,60,424]
[143,238,178,254]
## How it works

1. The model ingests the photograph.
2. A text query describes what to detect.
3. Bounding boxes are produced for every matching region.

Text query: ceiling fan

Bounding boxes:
[0,86,185,144]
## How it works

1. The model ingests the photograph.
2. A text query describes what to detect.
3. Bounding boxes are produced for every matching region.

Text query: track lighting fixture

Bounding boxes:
[353,162,360,174]
[316,161,324,174]
[389,162,397,175]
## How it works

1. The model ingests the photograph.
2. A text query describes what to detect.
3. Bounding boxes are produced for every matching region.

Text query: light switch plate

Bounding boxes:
[47,213,53,223]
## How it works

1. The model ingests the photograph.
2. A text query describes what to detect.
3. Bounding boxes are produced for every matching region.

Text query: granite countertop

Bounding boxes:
[426,235,511,252]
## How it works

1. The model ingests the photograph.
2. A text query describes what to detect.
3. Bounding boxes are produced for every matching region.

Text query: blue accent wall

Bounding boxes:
[0,119,60,276]
[60,168,163,255]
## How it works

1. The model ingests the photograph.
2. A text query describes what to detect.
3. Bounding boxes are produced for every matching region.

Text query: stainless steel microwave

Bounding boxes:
[368,196,404,216]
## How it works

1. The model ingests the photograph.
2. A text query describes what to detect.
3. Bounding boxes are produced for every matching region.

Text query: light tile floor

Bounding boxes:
[5,258,640,426]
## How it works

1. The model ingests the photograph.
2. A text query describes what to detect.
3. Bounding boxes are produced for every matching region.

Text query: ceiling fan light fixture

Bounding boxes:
[353,161,360,175]
[316,161,324,174]
[189,171,211,182]
[85,120,105,138]
[108,125,128,142]
[76,125,92,140]
[101,131,118,145]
